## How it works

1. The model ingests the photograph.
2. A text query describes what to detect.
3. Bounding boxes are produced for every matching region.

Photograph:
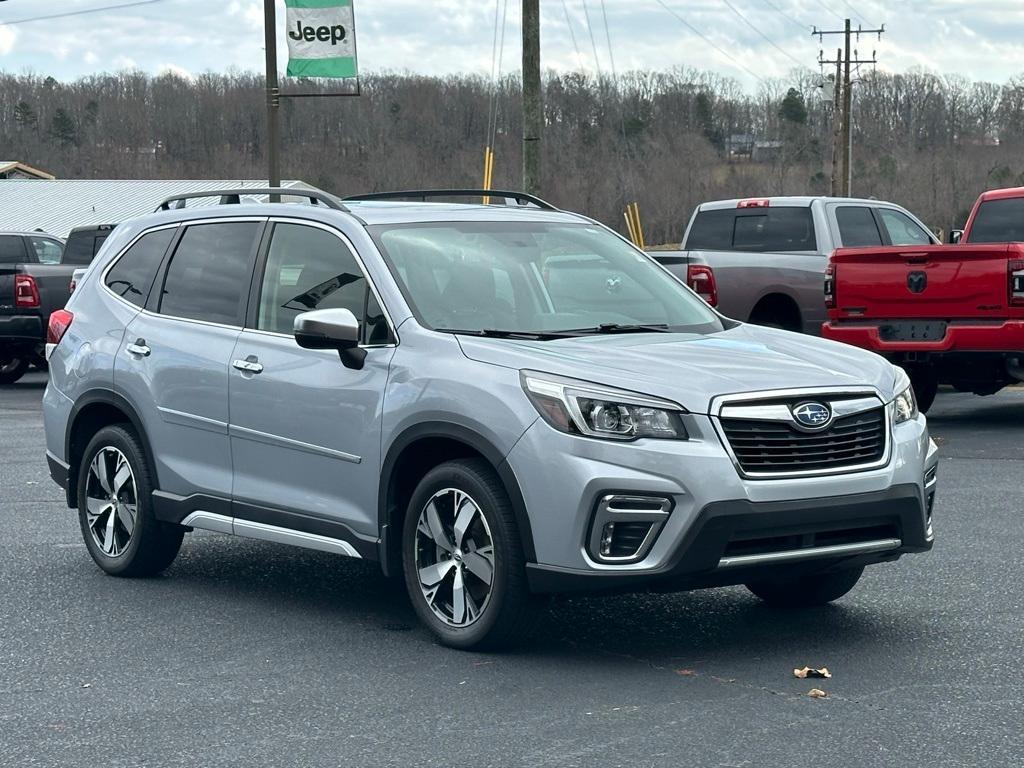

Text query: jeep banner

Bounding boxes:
[285,0,358,79]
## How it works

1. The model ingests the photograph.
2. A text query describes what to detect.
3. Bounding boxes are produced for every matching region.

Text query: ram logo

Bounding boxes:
[907,271,927,294]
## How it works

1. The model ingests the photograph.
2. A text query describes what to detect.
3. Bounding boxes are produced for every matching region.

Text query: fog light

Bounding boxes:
[600,522,616,556]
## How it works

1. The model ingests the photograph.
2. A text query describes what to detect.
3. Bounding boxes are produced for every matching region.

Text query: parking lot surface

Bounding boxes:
[2,371,1022,767]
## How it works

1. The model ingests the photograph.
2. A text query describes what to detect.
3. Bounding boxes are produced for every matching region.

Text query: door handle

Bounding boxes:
[232,357,264,374]
[126,339,151,357]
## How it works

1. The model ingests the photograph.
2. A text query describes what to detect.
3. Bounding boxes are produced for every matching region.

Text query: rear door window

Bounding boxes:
[62,229,112,265]
[158,222,261,325]
[104,228,176,308]
[877,209,932,246]
[0,235,29,264]
[967,198,1024,243]
[686,207,816,252]
[836,206,884,247]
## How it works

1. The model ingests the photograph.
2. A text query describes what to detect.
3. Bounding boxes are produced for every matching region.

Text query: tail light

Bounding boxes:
[1010,260,1024,306]
[14,274,40,308]
[69,277,78,294]
[737,198,770,209]
[687,264,717,306]
[47,309,74,346]
[825,264,836,309]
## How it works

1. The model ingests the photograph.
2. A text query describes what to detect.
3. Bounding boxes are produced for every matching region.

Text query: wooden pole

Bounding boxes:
[522,0,542,195]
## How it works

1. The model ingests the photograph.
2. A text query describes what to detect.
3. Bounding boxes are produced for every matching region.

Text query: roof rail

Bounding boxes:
[343,189,558,211]
[154,187,348,213]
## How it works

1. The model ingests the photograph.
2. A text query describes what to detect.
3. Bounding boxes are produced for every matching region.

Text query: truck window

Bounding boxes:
[836,207,883,247]
[967,198,1024,243]
[0,235,29,264]
[29,236,64,265]
[686,207,816,252]
[877,209,932,246]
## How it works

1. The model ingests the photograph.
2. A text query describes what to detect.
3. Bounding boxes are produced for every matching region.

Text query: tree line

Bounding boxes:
[2,68,1023,243]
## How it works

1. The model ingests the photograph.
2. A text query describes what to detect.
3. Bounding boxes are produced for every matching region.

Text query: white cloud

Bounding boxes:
[0,25,16,56]
[158,63,193,80]
[0,0,1021,89]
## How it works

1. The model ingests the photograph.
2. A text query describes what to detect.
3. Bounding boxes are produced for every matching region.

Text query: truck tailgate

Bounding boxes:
[831,244,1016,320]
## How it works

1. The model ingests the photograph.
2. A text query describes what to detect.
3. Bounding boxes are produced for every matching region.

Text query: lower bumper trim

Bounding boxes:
[717,537,901,568]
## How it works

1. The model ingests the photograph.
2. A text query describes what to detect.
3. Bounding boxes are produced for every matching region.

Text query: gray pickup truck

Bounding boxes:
[652,197,938,334]
[0,231,70,384]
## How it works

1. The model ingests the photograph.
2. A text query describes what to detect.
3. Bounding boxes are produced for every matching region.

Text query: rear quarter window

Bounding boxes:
[685,207,816,252]
[104,228,176,308]
[967,198,1024,243]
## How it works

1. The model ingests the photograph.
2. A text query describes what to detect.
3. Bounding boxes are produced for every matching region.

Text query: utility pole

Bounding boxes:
[829,49,842,197]
[815,20,883,197]
[264,0,281,198]
[522,0,542,196]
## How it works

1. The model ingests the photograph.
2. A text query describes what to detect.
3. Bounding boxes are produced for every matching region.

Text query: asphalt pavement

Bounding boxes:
[2,371,1022,767]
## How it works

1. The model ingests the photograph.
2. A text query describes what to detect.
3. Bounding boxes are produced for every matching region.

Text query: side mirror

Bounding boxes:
[949,229,963,244]
[293,308,366,369]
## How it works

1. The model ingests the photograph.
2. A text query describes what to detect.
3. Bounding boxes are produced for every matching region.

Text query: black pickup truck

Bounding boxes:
[0,231,74,384]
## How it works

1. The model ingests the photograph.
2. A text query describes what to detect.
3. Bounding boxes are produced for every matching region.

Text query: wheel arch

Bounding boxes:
[64,389,157,508]
[378,422,535,577]
[748,291,804,332]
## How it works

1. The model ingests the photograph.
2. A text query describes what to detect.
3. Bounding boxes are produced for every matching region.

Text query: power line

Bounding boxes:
[652,0,765,84]
[559,0,585,71]
[580,0,604,79]
[720,0,806,70]
[599,0,617,82]
[839,0,871,27]
[760,0,811,34]
[0,0,169,25]
[813,0,844,22]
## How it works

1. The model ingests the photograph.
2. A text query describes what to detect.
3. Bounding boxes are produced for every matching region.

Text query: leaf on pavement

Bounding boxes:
[807,688,828,698]
[793,666,831,679]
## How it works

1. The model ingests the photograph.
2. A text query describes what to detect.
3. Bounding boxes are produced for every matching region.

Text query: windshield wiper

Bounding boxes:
[437,328,569,340]
[561,323,673,335]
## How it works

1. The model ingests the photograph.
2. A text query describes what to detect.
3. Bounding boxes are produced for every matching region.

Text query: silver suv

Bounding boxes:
[43,188,938,649]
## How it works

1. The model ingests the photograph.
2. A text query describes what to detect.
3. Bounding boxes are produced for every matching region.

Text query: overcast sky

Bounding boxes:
[0,0,1022,90]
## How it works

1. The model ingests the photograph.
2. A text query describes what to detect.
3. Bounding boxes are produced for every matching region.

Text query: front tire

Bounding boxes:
[77,425,184,577]
[745,566,864,607]
[402,459,535,650]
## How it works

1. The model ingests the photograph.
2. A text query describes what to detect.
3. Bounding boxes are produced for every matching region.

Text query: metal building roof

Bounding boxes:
[0,179,308,238]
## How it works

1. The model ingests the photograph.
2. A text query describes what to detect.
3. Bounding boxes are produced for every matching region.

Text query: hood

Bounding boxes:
[457,324,897,414]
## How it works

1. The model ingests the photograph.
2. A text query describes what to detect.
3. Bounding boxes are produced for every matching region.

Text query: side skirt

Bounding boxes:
[181,511,363,559]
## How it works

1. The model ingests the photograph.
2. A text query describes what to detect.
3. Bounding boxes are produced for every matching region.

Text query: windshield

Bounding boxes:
[369,221,723,335]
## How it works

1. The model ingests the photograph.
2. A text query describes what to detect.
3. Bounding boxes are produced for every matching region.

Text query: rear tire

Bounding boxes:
[77,425,183,577]
[0,356,29,385]
[402,459,535,650]
[745,566,864,607]
[908,366,938,413]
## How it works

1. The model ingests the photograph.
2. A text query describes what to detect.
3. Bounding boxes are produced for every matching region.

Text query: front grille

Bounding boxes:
[721,405,886,475]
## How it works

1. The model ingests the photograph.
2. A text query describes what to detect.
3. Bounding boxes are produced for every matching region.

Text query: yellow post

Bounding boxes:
[482,147,493,205]
[633,202,646,249]
[624,207,636,245]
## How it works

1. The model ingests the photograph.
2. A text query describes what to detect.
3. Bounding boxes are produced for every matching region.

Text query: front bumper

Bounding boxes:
[508,411,937,594]
[822,319,1024,354]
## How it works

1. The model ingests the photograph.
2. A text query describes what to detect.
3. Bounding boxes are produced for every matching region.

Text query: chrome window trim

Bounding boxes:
[261,216,401,348]
[710,386,892,480]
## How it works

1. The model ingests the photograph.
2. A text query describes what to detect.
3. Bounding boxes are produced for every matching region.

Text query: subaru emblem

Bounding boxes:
[792,401,832,430]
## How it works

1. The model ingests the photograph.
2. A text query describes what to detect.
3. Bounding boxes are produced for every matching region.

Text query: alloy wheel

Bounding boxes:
[414,488,495,627]
[85,447,138,558]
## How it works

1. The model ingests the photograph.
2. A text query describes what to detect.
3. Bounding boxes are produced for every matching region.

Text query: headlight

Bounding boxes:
[892,367,918,424]
[521,372,688,441]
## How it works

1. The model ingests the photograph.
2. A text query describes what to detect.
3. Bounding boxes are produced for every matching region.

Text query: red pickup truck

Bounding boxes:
[822,186,1024,411]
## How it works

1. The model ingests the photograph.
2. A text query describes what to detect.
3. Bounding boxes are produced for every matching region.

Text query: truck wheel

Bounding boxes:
[746,566,864,607]
[402,459,535,650]
[77,425,184,577]
[0,356,29,385]
[908,366,938,413]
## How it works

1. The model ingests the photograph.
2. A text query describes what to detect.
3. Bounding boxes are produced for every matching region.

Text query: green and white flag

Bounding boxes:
[285,0,358,79]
